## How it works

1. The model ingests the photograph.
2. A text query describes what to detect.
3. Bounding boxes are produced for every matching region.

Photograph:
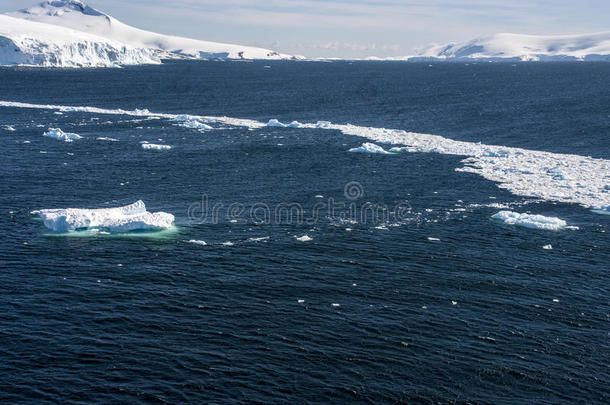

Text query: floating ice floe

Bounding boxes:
[491,211,569,231]
[247,236,270,242]
[37,200,174,233]
[4,125,15,131]
[266,119,302,128]
[43,128,82,142]
[188,239,207,246]
[141,143,171,151]
[173,115,213,130]
[96,136,119,142]
[543,244,553,250]
[348,143,393,154]
[296,235,313,242]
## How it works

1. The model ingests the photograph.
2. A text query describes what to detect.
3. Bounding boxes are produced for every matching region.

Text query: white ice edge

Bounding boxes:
[38,200,174,233]
[2,100,609,211]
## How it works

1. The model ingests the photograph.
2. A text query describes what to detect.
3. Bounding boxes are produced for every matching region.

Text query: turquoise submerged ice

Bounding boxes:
[38,200,175,233]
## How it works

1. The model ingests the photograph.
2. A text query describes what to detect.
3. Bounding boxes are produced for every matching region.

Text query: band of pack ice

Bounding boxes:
[0,0,295,67]
[2,100,609,212]
[38,200,175,232]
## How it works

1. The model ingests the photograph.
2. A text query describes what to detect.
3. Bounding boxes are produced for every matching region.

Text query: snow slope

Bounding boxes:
[0,14,160,67]
[5,0,293,62]
[414,32,610,62]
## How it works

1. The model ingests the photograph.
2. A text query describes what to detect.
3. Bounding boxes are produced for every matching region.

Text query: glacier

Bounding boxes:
[38,200,175,233]
[1,0,295,67]
[0,14,160,68]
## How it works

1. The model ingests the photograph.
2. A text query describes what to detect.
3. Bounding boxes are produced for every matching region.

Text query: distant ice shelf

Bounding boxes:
[372,32,610,62]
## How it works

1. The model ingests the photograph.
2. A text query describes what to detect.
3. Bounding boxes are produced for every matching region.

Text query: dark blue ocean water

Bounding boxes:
[0,61,609,404]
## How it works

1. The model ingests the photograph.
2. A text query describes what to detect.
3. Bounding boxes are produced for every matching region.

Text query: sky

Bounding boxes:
[1,0,609,58]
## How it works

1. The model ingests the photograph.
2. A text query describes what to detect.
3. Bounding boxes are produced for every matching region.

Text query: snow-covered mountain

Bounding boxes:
[414,32,610,62]
[1,0,294,67]
[0,14,160,67]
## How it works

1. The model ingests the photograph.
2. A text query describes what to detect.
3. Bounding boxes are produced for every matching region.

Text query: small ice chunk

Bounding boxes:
[349,143,392,154]
[427,237,441,241]
[543,244,553,250]
[287,121,302,128]
[222,241,235,246]
[142,143,172,151]
[38,200,174,233]
[296,235,312,242]
[43,128,82,142]
[331,303,341,307]
[247,236,270,242]
[316,121,332,129]
[491,211,569,231]
[4,125,16,131]
[172,115,213,130]
[97,137,119,142]
[298,299,305,303]
[451,301,458,306]
[188,240,207,246]
[266,119,287,128]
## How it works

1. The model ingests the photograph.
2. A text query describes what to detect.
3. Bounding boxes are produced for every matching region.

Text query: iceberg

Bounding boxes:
[38,200,175,233]
[491,211,569,231]
[349,143,393,154]
[43,128,82,142]
[141,143,171,151]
